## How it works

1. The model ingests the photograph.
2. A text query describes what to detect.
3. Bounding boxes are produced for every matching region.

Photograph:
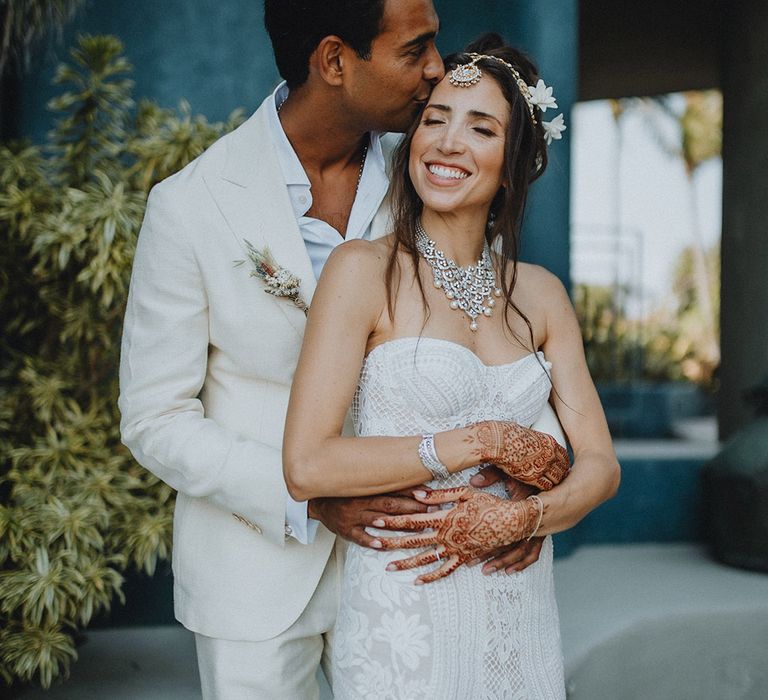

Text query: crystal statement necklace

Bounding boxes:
[415,221,502,331]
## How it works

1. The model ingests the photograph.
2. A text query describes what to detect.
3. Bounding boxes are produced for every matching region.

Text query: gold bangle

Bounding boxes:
[526,495,544,541]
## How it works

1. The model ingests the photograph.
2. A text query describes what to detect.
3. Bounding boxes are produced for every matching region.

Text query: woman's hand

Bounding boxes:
[372,487,541,584]
[468,466,544,574]
[469,420,570,490]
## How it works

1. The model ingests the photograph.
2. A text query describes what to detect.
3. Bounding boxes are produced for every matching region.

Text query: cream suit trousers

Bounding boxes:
[194,544,340,699]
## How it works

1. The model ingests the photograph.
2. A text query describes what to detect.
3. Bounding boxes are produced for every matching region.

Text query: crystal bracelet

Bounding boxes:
[418,434,451,481]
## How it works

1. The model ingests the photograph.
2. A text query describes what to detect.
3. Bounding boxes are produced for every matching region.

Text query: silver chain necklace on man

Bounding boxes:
[277,95,368,192]
[415,221,503,331]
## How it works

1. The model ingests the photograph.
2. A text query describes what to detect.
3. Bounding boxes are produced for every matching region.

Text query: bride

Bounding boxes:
[283,35,619,699]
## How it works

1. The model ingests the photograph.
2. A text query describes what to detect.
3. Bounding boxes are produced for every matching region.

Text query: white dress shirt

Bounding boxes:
[267,82,389,543]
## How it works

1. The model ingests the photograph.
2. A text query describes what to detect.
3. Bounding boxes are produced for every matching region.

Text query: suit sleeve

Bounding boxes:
[119,183,288,547]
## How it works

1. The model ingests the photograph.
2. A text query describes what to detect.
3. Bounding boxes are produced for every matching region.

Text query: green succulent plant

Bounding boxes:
[0,34,243,688]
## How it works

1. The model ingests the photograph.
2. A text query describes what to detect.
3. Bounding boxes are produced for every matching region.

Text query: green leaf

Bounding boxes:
[1,31,243,689]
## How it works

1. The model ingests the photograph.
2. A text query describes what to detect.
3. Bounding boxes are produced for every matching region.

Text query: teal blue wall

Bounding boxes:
[435,0,577,285]
[20,0,575,285]
[20,0,281,133]
[554,456,707,557]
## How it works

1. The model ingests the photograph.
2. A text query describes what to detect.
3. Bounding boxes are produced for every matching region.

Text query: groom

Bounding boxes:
[120,1,544,697]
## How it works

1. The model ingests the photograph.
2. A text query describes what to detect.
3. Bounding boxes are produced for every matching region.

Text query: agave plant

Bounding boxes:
[0,34,243,688]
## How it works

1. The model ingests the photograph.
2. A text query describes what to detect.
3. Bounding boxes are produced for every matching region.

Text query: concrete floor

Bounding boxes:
[18,543,768,699]
[18,626,203,700]
[554,544,768,699]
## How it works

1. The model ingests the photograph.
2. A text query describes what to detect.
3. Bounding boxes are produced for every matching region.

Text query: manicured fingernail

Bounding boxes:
[415,579,425,586]
[505,566,518,574]
[427,505,439,513]
[371,539,382,548]
[474,474,485,483]
[372,519,385,527]
[482,565,496,575]
[386,563,397,571]
[413,490,427,498]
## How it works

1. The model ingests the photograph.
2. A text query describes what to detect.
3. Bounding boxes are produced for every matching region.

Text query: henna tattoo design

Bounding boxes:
[469,421,570,491]
[376,487,540,584]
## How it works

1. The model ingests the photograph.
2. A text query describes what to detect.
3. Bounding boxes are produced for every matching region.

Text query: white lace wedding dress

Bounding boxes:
[329,337,566,699]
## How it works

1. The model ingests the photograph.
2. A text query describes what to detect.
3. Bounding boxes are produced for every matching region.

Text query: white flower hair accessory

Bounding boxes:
[448,53,566,146]
[236,241,309,314]
[542,113,566,145]
[527,79,558,112]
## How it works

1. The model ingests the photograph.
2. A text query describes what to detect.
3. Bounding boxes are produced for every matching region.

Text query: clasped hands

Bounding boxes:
[312,420,569,584]
[370,420,569,583]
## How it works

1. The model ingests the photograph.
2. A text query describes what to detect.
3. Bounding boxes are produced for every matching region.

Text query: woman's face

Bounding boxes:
[408,73,509,218]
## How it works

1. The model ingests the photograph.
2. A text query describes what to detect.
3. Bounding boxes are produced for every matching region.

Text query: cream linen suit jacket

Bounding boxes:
[119,94,566,643]
[120,96,393,642]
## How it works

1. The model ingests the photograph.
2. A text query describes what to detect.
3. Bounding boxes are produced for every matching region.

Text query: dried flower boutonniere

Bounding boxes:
[236,240,309,314]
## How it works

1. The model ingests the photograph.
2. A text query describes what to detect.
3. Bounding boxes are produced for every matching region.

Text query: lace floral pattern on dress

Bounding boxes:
[331,337,565,699]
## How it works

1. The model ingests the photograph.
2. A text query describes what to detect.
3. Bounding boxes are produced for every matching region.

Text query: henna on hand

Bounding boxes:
[469,420,570,491]
[374,487,540,584]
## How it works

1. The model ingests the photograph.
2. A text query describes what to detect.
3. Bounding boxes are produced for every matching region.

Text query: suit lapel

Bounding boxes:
[370,191,393,241]
[371,132,401,240]
[204,101,316,339]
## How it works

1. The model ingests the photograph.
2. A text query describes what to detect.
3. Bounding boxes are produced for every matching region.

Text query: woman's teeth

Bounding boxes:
[428,164,469,180]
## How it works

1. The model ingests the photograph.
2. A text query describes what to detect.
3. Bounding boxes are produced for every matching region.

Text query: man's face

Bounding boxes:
[344,0,444,133]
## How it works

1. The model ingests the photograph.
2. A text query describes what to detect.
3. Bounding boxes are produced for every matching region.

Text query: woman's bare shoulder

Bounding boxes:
[496,259,569,310]
[314,238,394,327]
[512,262,580,350]
[514,262,569,301]
[322,237,389,281]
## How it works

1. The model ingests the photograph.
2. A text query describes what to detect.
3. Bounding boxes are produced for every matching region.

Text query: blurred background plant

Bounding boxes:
[575,90,722,392]
[575,240,720,389]
[0,34,242,689]
[0,0,86,77]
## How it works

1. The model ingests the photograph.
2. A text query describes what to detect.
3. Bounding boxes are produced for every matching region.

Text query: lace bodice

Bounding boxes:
[352,336,553,494]
[331,337,565,699]
[354,336,552,433]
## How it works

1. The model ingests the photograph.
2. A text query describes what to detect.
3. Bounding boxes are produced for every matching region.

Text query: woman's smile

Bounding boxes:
[425,161,472,183]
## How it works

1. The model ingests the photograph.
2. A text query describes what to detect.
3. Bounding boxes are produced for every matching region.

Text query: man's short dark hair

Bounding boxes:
[264,0,387,88]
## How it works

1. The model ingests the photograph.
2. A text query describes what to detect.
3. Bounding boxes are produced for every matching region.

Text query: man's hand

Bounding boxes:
[464,536,544,576]
[308,488,432,549]
[471,464,537,500]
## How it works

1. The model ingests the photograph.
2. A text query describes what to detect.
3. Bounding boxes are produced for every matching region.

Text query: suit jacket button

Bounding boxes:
[284,524,293,538]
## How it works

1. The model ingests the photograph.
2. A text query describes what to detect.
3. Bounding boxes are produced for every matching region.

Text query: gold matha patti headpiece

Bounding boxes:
[448,53,567,145]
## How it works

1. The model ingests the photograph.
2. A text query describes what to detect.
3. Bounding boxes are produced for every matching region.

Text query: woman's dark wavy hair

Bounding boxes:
[385,33,550,352]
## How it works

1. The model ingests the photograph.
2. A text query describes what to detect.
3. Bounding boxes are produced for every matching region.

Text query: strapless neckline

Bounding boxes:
[364,336,546,371]
[353,335,552,439]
